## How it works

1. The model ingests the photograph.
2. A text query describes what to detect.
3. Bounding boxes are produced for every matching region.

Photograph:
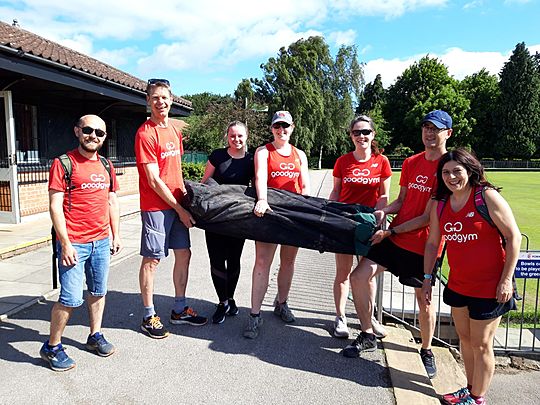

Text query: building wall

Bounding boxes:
[18,166,139,217]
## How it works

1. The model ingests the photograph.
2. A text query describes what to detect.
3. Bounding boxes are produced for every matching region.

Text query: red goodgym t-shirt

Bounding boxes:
[48,149,118,243]
[441,190,506,298]
[390,152,439,255]
[266,143,302,193]
[333,152,392,207]
[135,120,185,211]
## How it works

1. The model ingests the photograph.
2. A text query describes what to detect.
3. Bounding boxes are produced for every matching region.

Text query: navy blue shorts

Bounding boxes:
[443,287,517,320]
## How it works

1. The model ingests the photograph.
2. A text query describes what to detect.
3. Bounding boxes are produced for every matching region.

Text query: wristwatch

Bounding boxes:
[388,228,396,235]
[423,274,433,280]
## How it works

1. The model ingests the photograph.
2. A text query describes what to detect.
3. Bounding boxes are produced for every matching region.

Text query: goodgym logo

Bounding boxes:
[82,173,108,189]
[443,221,478,243]
[161,141,181,159]
[416,175,428,184]
[352,168,370,177]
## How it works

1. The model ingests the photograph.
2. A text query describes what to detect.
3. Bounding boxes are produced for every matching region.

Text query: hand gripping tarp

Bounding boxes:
[182,180,377,256]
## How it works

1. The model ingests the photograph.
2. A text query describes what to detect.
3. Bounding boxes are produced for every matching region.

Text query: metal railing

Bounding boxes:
[375,234,540,354]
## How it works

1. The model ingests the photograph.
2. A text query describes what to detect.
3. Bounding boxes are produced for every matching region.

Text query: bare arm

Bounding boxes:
[253,146,271,216]
[200,161,216,184]
[422,204,442,305]
[108,191,122,255]
[49,190,77,266]
[485,189,522,303]
[329,176,342,201]
[298,149,311,196]
[143,162,195,228]
[374,176,391,210]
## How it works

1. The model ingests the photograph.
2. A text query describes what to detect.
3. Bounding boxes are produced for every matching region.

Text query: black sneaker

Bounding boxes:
[342,332,377,358]
[227,299,239,316]
[420,348,437,379]
[212,303,230,324]
[141,315,170,339]
[170,306,208,326]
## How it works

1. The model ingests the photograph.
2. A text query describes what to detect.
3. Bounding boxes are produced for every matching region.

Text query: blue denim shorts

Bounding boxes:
[140,209,191,259]
[57,237,110,307]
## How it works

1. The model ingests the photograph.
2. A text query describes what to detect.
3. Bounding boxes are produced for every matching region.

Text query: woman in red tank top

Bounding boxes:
[243,111,310,339]
[423,148,521,405]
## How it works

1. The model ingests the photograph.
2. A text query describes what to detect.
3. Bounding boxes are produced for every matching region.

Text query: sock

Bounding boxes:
[467,384,472,391]
[420,348,433,355]
[250,312,260,317]
[222,299,229,307]
[173,297,186,314]
[47,341,62,350]
[143,305,155,319]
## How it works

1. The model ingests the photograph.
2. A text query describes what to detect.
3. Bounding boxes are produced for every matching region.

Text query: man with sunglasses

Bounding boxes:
[135,79,207,339]
[40,114,122,371]
[344,110,452,379]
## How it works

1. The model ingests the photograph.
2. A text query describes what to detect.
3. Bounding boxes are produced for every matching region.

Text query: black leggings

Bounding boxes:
[205,231,246,302]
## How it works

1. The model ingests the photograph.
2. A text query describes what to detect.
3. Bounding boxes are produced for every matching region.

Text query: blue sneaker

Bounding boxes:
[39,341,76,371]
[86,332,115,357]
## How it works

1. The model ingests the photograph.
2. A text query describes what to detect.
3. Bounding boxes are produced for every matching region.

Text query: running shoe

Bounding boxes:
[441,387,470,404]
[420,348,437,379]
[170,306,208,326]
[273,300,296,323]
[141,315,170,339]
[243,315,263,339]
[342,332,377,358]
[85,332,115,357]
[212,302,230,324]
[227,299,239,316]
[39,341,76,371]
[333,316,349,338]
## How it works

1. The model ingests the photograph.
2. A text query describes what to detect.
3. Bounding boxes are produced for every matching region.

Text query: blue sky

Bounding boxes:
[1,0,539,96]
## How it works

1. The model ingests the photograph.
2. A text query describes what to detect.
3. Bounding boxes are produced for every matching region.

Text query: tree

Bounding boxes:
[182,92,232,115]
[495,42,540,158]
[383,56,471,153]
[357,74,385,115]
[460,69,500,157]
[234,79,254,108]
[252,36,363,166]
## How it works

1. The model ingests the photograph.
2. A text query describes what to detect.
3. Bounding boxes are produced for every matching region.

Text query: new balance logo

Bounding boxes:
[371,163,379,168]
[465,212,475,218]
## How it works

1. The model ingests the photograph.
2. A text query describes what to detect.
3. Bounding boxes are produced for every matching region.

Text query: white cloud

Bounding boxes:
[463,0,483,10]
[327,29,356,46]
[363,45,540,88]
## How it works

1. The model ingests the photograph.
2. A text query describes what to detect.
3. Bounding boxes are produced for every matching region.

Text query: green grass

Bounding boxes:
[389,171,540,319]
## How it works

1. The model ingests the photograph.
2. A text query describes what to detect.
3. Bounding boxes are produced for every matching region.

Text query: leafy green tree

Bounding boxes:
[383,56,471,153]
[460,69,500,157]
[357,74,385,115]
[234,79,254,108]
[182,92,232,115]
[495,42,540,158]
[252,36,363,166]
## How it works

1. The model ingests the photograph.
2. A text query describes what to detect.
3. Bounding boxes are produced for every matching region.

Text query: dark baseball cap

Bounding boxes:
[422,110,452,129]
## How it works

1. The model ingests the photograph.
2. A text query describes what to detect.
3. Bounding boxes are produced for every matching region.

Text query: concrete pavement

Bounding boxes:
[0,169,529,404]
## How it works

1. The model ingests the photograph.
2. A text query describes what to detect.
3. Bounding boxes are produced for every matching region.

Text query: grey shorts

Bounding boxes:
[140,209,190,259]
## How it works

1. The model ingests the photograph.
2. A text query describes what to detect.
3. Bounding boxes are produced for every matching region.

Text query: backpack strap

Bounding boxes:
[57,154,74,211]
[474,185,495,227]
[436,197,447,219]
[98,156,114,191]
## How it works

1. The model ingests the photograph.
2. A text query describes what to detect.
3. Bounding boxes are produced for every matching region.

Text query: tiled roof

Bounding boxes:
[0,20,191,109]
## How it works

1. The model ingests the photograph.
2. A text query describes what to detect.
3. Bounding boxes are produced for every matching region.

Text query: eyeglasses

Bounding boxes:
[79,126,107,138]
[351,129,373,136]
[148,78,170,86]
[422,123,447,133]
[272,122,291,129]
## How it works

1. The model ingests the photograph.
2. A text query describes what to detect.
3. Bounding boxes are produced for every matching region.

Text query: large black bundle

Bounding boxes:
[182,181,377,256]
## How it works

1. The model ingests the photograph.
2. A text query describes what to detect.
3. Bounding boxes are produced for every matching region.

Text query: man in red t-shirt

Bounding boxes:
[343,110,453,379]
[40,114,122,372]
[135,79,207,339]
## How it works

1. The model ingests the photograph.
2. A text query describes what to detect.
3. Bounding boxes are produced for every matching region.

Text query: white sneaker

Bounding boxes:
[333,316,349,338]
[371,316,387,339]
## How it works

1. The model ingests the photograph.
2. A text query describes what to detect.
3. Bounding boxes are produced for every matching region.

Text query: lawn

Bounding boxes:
[388,171,540,320]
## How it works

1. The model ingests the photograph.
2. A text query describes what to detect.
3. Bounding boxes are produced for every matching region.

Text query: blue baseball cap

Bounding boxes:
[422,110,452,129]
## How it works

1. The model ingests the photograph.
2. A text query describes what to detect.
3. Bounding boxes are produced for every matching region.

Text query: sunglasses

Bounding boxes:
[351,129,373,136]
[272,122,291,129]
[148,78,170,86]
[79,126,107,138]
[421,123,447,133]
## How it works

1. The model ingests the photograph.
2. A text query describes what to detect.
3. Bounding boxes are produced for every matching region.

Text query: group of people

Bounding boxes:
[39,79,521,405]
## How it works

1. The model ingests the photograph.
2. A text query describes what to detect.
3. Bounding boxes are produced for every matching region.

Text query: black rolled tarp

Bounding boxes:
[182,180,377,256]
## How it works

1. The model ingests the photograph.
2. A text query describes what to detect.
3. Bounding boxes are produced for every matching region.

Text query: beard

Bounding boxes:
[80,139,103,152]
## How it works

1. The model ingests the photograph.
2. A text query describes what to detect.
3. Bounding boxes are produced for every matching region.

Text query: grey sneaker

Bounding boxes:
[85,332,115,357]
[243,315,264,339]
[342,332,377,358]
[333,316,349,338]
[273,301,296,323]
